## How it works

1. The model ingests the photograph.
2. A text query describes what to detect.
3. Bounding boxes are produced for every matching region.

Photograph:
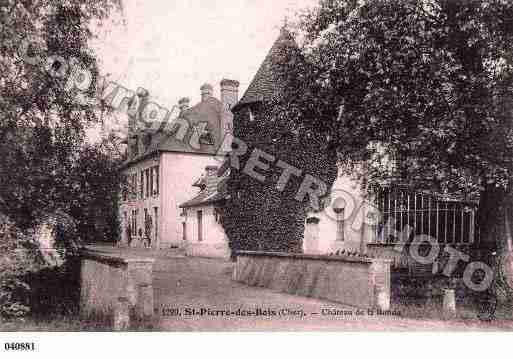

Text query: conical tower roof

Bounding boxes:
[236,27,297,109]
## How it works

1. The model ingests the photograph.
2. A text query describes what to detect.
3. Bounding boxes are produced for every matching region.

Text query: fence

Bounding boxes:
[371,186,478,245]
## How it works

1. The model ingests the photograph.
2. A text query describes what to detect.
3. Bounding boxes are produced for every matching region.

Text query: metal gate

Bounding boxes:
[372,187,478,245]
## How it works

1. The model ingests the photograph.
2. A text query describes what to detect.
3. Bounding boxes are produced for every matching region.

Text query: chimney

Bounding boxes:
[127,88,149,159]
[200,83,213,102]
[136,87,149,119]
[205,165,219,193]
[220,79,240,110]
[178,97,190,112]
[219,79,239,154]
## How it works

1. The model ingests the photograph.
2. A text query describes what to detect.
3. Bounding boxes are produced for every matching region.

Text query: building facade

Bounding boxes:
[179,165,230,258]
[118,79,239,249]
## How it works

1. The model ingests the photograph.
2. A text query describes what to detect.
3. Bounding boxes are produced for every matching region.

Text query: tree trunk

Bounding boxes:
[478,184,513,304]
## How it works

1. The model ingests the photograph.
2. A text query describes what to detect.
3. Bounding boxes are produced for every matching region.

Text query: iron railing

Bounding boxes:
[372,187,478,245]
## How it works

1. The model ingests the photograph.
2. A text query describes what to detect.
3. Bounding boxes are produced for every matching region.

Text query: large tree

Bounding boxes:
[275,0,513,299]
[0,0,122,229]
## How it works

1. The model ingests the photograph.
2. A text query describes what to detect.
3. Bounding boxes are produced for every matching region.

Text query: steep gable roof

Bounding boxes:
[236,28,297,108]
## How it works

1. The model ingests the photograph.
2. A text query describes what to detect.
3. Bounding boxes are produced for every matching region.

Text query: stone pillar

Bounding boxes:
[113,297,131,331]
[135,284,154,318]
[126,281,138,307]
[425,282,434,306]
[443,289,457,319]
[370,259,391,310]
[79,249,155,322]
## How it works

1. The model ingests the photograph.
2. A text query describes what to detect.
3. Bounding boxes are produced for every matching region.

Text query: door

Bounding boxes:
[153,207,158,248]
[197,210,203,242]
[304,220,320,254]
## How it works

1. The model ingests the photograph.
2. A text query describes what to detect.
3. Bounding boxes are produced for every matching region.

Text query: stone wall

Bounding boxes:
[234,251,391,310]
[366,242,490,274]
[80,248,155,320]
[185,242,230,259]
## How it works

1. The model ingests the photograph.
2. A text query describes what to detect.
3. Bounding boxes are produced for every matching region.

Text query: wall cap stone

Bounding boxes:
[367,242,483,249]
[236,250,392,264]
[80,248,155,265]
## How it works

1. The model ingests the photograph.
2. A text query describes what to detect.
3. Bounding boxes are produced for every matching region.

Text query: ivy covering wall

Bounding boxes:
[221,102,338,256]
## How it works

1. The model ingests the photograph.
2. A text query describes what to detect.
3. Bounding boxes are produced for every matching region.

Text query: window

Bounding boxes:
[182,222,187,241]
[140,171,144,199]
[149,167,154,197]
[335,209,345,242]
[154,207,158,244]
[122,180,128,202]
[132,174,138,200]
[135,209,139,236]
[197,210,203,242]
[144,208,152,243]
[131,210,138,236]
[145,169,150,198]
[154,166,160,196]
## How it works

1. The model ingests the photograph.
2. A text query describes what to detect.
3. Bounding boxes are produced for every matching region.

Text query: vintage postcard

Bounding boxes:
[1,0,513,354]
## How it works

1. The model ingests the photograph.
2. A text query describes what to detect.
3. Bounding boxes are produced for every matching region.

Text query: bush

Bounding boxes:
[24,260,82,317]
[37,210,81,265]
[0,215,40,319]
[1,212,84,321]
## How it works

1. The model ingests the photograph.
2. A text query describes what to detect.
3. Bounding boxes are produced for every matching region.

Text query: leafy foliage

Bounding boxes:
[0,215,39,319]
[273,0,513,298]
[0,1,122,320]
[223,101,338,255]
[0,0,122,230]
[69,142,124,244]
[281,0,513,196]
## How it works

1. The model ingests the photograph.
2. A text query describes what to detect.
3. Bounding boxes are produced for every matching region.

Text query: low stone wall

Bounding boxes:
[234,251,391,310]
[185,242,230,259]
[366,244,408,269]
[80,248,155,321]
[366,243,490,273]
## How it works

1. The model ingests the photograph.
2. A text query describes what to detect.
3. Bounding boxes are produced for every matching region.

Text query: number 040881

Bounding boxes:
[4,343,35,351]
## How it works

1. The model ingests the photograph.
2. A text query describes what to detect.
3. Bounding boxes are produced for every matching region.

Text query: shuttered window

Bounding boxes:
[197,211,203,242]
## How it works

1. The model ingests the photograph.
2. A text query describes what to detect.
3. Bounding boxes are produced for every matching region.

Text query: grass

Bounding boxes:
[390,294,513,323]
[0,313,158,332]
[0,315,110,331]
[1,258,159,332]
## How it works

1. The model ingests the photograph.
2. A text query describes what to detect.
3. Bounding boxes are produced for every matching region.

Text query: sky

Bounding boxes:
[91,0,317,111]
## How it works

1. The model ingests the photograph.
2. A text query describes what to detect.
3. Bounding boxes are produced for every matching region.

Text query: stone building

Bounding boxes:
[118,79,239,249]
[179,165,230,258]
